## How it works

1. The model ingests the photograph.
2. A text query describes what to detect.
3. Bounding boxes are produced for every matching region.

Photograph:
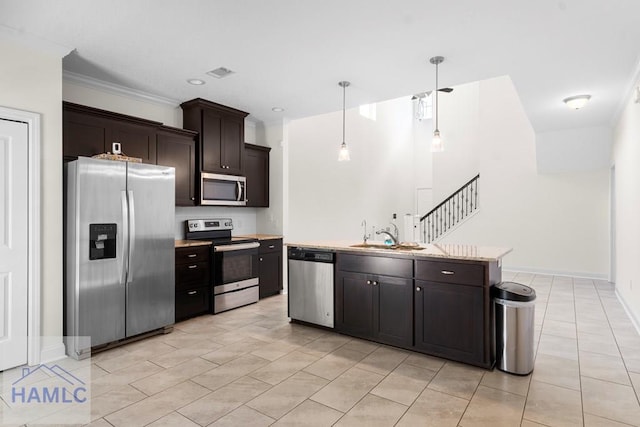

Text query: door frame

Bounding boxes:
[0,105,41,366]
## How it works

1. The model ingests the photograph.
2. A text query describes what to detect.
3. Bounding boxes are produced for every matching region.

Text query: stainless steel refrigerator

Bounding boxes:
[65,157,175,359]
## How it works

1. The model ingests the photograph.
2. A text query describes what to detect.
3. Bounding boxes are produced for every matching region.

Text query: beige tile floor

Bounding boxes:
[4,272,640,426]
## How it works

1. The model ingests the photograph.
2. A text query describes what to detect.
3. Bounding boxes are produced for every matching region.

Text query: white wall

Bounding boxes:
[432,82,480,202]
[440,76,609,277]
[256,120,286,235]
[612,77,640,326]
[64,79,183,127]
[0,37,65,358]
[536,126,612,173]
[288,96,431,243]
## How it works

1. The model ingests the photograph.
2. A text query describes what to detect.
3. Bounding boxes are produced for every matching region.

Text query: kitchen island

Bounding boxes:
[285,241,512,369]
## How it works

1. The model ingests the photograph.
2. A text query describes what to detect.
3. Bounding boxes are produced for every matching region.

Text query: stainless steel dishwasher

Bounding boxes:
[288,247,335,328]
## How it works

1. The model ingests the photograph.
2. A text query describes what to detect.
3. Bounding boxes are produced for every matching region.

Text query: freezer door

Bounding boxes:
[66,157,127,354]
[126,162,175,336]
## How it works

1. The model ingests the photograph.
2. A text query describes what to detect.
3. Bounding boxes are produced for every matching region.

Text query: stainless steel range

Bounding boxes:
[185,219,259,313]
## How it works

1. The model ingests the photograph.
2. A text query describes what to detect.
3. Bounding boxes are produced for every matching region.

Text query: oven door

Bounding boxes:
[212,242,260,288]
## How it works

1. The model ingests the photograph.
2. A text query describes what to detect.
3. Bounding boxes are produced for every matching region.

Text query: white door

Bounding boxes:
[0,118,28,370]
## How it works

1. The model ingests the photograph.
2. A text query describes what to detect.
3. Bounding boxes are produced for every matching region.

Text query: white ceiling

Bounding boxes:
[2,0,639,132]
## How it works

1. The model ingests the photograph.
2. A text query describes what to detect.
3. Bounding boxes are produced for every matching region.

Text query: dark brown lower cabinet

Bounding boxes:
[175,246,211,321]
[332,252,499,369]
[259,238,283,299]
[414,279,484,364]
[335,254,413,347]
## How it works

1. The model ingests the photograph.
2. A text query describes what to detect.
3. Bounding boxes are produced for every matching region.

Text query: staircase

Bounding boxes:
[420,174,480,243]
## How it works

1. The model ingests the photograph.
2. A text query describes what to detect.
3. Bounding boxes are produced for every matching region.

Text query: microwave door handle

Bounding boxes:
[237,180,242,202]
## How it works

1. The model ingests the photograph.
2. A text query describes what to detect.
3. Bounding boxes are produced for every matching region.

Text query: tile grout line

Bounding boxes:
[594,279,640,408]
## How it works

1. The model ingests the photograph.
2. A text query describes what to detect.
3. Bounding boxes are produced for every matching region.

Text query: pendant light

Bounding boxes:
[338,81,351,162]
[430,56,444,152]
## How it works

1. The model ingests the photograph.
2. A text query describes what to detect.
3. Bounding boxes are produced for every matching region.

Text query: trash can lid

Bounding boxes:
[492,281,536,302]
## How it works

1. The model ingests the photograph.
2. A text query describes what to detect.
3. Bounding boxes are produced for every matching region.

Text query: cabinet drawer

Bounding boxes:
[259,239,282,254]
[175,287,210,320]
[338,253,413,278]
[415,260,484,286]
[175,246,210,264]
[176,261,210,289]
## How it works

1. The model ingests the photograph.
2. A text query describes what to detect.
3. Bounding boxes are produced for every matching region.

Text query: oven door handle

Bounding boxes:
[214,242,260,252]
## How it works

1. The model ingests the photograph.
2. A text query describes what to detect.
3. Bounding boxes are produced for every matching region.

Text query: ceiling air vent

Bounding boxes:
[206,67,235,79]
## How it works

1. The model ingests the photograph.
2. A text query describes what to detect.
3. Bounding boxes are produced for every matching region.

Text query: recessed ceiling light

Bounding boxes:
[187,78,205,85]
[272,107,284,112]
[206,67,235,79]
[563,94,591,109]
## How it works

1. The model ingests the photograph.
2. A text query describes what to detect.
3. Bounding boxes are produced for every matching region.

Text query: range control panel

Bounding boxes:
[186,218,233,232]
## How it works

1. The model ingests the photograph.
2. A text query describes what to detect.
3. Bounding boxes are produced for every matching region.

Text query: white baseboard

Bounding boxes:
[503,266,608,281]
[39,341,67,364]
[615,289,640,337]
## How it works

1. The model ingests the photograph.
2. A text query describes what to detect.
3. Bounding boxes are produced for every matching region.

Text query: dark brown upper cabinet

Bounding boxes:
[181,98,249,176]
[62,102,198,206]
[244,143,270,207]
[63,102,160,164]
[156,126,198,206]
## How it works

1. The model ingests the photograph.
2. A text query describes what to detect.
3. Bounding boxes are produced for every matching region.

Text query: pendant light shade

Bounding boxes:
[430,56,444,152]
[338,81,351,162]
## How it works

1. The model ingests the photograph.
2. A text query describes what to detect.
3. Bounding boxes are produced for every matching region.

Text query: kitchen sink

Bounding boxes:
[349,243,425,251]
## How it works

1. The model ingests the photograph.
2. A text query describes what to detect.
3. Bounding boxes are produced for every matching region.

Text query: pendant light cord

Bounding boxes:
[342,83,346,143]
[434,61,439,131]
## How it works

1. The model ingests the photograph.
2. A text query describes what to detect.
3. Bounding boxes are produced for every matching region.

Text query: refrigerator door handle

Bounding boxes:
[121,190,129,286]
[127,190,136,284]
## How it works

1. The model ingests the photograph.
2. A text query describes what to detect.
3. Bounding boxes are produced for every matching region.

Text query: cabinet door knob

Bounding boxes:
[372,281,378,286]
[188,265,198,269]
[260,257,263,261]
[366,280,371,285]
[187,290,197,295]
[441,270,455,275]
[187,254,197,258]
[416,287,422,292]
[191,197,195,201]
[268,245,275,249]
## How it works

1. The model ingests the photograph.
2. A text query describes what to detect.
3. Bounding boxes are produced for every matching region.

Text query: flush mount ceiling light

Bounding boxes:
[187,78,205,85]
[206,67,235,79]
[430,56,445,152]
[338,81,351,162]
[563,94,591,109]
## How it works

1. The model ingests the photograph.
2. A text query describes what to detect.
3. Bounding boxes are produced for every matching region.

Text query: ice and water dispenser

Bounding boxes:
[89,223,117,260]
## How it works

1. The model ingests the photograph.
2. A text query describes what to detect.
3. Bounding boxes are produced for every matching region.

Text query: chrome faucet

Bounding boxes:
[376,222,399,246]
[361,220,371,244]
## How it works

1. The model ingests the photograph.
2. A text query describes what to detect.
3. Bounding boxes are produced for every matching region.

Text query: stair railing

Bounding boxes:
[420,174,479,243]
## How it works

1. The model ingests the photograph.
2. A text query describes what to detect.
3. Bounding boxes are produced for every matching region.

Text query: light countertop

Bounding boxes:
[174,240,212,248]
[175,234,283,248]
[236,234,284,241]
[285,240,512,262]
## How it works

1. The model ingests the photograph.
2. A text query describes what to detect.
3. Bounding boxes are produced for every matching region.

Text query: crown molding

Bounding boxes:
[0,24,73,57]
[63,70,181,107]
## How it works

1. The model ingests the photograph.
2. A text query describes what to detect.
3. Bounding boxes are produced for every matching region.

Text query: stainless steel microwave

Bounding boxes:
[200,172,247,206]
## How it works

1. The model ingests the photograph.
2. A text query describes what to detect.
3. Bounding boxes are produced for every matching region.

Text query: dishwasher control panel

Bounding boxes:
[288,248,335,263]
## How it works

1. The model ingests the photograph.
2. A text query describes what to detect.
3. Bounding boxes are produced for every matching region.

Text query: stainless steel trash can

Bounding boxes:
[493,281,536,375]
